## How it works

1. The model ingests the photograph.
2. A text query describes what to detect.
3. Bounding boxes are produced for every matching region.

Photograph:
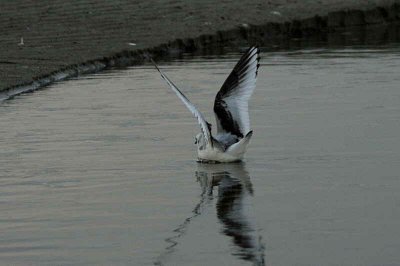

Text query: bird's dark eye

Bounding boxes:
[194,138,197,144]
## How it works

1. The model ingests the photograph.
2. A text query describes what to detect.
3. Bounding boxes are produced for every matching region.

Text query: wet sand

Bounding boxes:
[0,0,400,96]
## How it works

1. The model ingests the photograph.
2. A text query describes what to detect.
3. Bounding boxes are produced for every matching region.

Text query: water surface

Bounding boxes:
[1,45,400,265]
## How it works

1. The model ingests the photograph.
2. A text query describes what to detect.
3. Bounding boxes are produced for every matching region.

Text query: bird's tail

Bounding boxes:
[226,131,253,157]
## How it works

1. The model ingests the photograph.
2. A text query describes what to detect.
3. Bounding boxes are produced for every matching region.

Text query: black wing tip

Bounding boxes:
[150,58,172,84]
[252,46,261,75]
[148,56,169,80]
[235,46,260,72]
[150,58,162,73]
[248,45,260,55]
[246,45,261,61]
[250,45,261,59]
[252,46,261,62]
[247,46,261,77]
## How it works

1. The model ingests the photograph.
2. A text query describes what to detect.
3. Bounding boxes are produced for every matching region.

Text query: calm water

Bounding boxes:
[1,46,400,265]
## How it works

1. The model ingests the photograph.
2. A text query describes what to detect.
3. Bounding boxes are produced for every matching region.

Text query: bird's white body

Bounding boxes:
[196,131,253,163]
[198,144,243,163]
[153,47,260,163]
[198,148,238,163]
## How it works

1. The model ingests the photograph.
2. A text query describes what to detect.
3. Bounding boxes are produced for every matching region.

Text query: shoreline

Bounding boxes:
[1,2,400,101]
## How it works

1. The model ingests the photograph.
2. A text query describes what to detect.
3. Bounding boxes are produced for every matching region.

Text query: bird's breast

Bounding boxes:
[197,145,243,163]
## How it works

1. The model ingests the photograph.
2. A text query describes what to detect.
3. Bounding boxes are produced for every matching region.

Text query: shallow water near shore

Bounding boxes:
[1,45,400,265]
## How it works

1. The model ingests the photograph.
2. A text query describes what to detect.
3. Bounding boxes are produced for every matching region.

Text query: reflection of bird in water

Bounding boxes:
[197,163,265,266]
[154,163,265,266]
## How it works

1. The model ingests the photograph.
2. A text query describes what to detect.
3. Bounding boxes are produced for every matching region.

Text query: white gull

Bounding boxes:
[152,46,260,163]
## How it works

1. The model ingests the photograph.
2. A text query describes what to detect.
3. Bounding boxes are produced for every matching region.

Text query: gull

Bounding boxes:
[153,46,260,163]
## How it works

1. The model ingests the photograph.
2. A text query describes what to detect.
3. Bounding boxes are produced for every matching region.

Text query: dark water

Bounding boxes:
[1,45,400,265]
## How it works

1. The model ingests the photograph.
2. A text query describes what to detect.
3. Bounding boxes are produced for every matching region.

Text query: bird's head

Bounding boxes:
[194,133,206,150]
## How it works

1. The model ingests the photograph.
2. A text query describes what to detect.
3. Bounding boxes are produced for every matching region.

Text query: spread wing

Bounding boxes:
[214,46,260,138]
[152,60,212,145]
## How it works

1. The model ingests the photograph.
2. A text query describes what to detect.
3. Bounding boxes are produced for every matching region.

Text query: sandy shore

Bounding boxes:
[1,0,399,96]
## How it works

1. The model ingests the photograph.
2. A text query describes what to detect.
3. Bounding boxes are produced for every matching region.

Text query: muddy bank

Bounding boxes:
[1,1,400,100]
